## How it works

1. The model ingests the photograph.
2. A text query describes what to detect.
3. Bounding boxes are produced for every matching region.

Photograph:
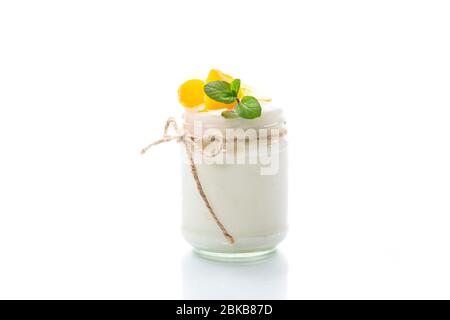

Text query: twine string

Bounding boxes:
[141,117,287,245]
[141,117,235,244]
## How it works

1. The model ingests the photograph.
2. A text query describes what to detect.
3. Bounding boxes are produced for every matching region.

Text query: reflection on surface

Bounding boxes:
[182,250,288,299]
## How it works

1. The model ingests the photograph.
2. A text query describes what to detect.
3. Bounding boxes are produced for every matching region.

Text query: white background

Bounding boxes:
[1,0,450,299]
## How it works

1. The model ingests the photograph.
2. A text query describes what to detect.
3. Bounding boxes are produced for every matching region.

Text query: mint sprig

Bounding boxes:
[221,110,239,119]
[236,96,262,119]
[204,79,262,120]
[230,79,240,96]
[203,81,236,104]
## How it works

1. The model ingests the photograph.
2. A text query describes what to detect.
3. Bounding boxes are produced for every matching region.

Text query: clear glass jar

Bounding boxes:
[181,106,288,260]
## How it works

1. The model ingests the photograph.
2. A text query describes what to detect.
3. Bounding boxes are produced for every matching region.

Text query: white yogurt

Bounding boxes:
[181,106,288,257]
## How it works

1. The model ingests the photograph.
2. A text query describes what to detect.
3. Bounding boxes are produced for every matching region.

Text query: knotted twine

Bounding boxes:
[141,117,287,245]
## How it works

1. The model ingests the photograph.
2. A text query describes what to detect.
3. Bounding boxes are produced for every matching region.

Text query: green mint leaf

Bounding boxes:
[221,110,239,119]
[204,80,237,104]
[235,96,262,119]
[230,79,241,96]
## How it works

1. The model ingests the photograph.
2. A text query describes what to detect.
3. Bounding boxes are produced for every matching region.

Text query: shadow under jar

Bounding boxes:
[181,105,288,261]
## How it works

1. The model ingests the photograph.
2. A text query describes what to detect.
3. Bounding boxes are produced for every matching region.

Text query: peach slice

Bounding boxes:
[206,69,234,83]
[204,69,241,110]
[178,79,205,108]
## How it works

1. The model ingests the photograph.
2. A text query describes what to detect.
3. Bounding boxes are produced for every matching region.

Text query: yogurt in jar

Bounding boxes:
[181,105,288,259]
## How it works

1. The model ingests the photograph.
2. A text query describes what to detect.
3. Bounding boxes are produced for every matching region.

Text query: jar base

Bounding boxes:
[193,247,277,262]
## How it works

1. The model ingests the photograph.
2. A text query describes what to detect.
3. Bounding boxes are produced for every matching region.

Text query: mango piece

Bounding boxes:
[204,69,240,110]
[178,79,205,108]
[241,84,272,102]
[206,69,234,83]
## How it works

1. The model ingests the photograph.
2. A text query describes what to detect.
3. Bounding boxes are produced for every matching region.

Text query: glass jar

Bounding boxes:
[181,105,288,260]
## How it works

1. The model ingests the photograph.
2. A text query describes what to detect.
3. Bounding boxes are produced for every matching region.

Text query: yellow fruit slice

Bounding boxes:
[206,69,233,83]
[241,85,272,102]
[204,69,239,110]
[178,79,205,108]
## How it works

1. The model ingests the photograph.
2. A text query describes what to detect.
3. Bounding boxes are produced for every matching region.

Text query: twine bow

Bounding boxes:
[141,117,235,245]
